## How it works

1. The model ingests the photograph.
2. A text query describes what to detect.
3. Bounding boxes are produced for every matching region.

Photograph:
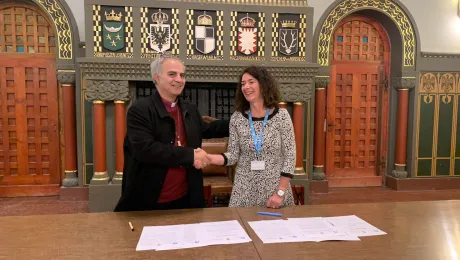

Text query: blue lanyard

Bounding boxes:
[248,109,270,156]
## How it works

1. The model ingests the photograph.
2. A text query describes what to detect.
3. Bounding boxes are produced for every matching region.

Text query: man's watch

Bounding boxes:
[276,189,285,197]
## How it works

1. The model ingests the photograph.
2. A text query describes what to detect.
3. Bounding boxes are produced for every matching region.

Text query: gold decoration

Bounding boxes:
[105,10,123,21]
[417,72,460,177]
[35,0,73,59]
[317,0,416,67]
[440,73,456,93]
[240,14,256,27]
[441,94,453,104]
[184,0,308,6]
[125,6,134,55]
[197,11,212,26]
[422,95,433,104]
[420,73,437,93]
[271,13,279,57]
[93,5,102,54]
[280,20,297,28]
[151,9,168,24]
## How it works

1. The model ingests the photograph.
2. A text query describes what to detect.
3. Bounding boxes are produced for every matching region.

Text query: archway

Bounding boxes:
[0,0,79,197]
[312,0,421,188]
[325,15,390,187]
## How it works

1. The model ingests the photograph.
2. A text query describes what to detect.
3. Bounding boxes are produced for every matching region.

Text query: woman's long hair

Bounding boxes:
[235,66,281,113]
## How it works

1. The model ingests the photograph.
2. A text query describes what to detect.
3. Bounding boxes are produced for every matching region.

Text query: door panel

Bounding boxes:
[327,62,382,177]
[0,54,59,196]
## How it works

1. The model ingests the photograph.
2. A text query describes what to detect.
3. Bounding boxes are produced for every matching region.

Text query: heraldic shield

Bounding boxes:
[103,22,125,51]
[238,27,257,55]
[195,26,215,54]
[149,24,171,53]
[279,28,298,56]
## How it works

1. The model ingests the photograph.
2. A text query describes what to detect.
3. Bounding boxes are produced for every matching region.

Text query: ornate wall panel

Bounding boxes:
[141,8,179,59]
[271,13,307,62]
[34,0,72,59]
[80,62,317,82]
[417,73,460,177]
[317,0,416,67]
[229,12,265,61]
[93,5,133,58]
[186,9,224,60]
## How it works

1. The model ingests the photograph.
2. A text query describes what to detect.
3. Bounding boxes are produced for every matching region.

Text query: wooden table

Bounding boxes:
[238,200,460,260]
[1,200,459,259]
[0,207,260,260]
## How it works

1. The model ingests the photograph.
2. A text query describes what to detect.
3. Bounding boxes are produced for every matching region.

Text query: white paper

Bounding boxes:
[324,215,387,237]
[136,224,184,251]
[248,220,304,244]
[287,217,360,242]
[136,220,251,251]
[156,224,210,251]
[198,220,252,245]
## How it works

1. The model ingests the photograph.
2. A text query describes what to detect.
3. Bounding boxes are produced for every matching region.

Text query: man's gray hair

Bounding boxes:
[150,54,185,84]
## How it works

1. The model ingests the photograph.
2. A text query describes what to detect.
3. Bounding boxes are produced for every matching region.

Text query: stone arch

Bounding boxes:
[313,0,420,68]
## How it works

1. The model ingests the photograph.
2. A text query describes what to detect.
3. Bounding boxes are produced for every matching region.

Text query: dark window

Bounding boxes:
[135,81,237,119]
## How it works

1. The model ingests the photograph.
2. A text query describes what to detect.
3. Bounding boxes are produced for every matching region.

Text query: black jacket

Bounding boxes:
[114,90,229,212]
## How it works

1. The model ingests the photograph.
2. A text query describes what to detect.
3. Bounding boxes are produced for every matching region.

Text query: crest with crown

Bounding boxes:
[197,11,213,26]
[239,13,256,28]
[280,20,297,28]
[105,10,123,22]
[151,9,169,25]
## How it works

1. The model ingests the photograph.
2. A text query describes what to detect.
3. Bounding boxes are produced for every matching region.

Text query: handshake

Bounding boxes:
[193,148,212,169]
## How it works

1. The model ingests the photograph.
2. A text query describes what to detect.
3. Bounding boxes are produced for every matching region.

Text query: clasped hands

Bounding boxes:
[193,148,212,169]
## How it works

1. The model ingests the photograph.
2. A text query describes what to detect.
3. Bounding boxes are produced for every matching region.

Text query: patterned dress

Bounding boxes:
[223,107,296,207]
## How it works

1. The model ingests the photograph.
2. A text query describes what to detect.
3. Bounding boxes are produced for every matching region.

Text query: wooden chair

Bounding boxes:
[291,185,305,205]
[203,185,212,208]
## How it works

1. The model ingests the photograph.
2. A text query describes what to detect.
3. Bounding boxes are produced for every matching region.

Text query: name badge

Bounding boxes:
[251,161,265,171]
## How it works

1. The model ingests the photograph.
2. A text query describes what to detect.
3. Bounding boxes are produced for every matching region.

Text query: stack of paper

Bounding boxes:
[136,220,251,251]
[323,215,387,237]
[248,215,386,244]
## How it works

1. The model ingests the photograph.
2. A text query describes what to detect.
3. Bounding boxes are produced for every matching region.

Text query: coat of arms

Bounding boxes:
[148,9,171,53]
[279,20,298,56]
[237,14,257,55]
[103,10,124,51]
[195,11,215,54]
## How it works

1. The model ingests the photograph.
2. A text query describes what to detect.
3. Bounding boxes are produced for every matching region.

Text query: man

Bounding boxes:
[114,55,229,212]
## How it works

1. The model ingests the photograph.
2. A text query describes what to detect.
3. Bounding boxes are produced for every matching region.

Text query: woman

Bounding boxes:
[205,66,296,208]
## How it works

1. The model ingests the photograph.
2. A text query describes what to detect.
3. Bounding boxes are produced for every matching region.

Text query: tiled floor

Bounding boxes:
[1,187,460,216]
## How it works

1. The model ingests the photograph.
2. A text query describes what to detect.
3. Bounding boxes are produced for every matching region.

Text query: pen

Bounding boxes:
[257,211,282,217]
[129,221,134,231]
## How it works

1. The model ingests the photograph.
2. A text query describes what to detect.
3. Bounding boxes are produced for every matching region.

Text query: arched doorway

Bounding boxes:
[0,2,60,196]
[325,15,390,187]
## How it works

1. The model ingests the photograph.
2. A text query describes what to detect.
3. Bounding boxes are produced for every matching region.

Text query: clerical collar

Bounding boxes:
[161,96,178,112]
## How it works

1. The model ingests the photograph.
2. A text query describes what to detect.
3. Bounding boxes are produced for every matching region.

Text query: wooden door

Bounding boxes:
[326,15,390,187]
[326,62,383,179]
[0,3,60,196]
[0,54,59,196]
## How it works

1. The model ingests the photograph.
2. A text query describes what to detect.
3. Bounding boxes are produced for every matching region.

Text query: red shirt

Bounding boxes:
[157,98,188,203]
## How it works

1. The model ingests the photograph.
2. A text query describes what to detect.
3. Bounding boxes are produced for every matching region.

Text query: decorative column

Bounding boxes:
[112,100,127,184]
[91,100,109,184]
[86,80,129,184]
[391,77,415,178]
[58,71,78,187]
[312,77,329,180]
[279,82,313,204]
[293,102,305,174]
[278,102,287,108]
